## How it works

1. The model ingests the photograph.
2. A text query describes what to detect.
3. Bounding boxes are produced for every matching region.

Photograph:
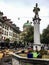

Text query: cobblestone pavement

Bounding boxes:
[0,56,12,65]
[0,48,25,65]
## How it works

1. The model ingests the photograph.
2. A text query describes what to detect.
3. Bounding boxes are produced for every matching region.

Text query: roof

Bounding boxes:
[23,20,32,28]
[0,11,3,15]
[0,16,20,33]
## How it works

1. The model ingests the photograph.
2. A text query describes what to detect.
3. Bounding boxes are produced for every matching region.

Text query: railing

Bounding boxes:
[12,53,49,65]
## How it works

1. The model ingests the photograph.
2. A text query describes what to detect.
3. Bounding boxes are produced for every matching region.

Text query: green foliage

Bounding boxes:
[41,25,49,44]
[14,41,17,44]
[14,41,17,46]
[4,38,10,48]
[14,41,17,48]
[39,50,47,55]
[23,26,34,43]
[5,38,10,43]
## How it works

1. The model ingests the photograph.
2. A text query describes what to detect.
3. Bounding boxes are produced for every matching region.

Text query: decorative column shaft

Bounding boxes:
[33,3,41,50]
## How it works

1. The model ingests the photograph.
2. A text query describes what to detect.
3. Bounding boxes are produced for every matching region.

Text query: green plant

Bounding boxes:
[39,50,47,55]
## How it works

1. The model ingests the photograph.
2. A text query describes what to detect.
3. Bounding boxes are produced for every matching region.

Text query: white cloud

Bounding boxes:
[0,2,33,30]
[39,6,49,33]
[0,1,49,33]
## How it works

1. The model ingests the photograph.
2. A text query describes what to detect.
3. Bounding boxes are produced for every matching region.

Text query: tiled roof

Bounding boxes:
[0,16,20,33]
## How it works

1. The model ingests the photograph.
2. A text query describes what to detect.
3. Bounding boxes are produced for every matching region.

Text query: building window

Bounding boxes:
[2,36,3,39]
[6,27,8,30]
[2,30,3,34]
[0,22,2,26]
[4,37,6,40]
[2,24,4,28]
[0,28,2,31]
[5,31,6,35]
[10,27,13,31]
[9,32,13,36]
[7,32,8,36]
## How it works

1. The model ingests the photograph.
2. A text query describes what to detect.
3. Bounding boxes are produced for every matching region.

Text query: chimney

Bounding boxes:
[9,21,12,24]
[3,16,7,21]
[0,11,3,18]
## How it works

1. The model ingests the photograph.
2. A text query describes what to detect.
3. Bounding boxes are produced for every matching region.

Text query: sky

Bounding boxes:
[0,0,49,33]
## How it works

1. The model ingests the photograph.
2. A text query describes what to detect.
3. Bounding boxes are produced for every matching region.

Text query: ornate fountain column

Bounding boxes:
[33,3,41,50]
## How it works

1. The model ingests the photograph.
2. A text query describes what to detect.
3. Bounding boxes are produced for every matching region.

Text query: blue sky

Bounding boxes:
[0,0,49,33]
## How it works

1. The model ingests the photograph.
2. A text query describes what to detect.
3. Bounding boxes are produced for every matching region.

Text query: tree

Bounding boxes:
[25,26,34,43]
[21,26,34,43]
[14,41,17,49]
[41,25,49,44]
[4,38,10,48]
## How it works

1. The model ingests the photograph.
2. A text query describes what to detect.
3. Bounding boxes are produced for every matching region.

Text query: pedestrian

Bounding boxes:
[31,50,38,58]
[27,50,33,58]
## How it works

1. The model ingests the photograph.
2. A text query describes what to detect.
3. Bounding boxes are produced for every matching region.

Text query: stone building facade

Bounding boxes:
[0,11,20,43]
